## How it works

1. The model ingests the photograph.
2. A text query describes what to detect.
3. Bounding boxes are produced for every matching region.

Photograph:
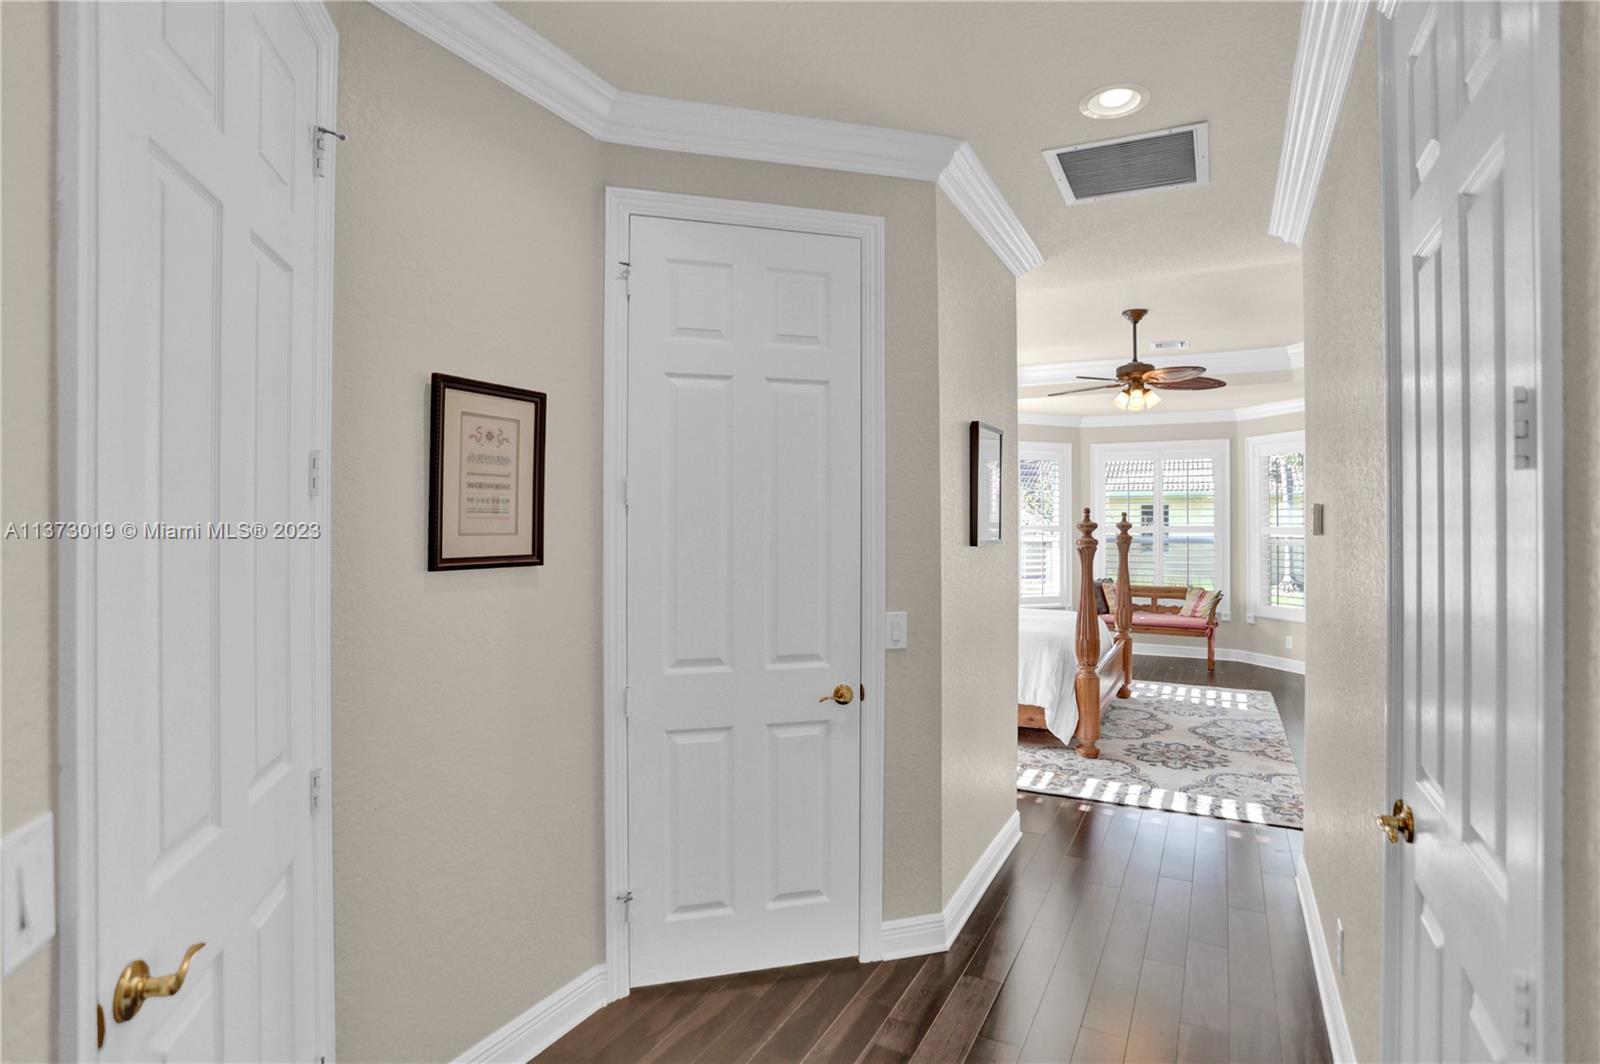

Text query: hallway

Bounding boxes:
[538,661,1329,1064]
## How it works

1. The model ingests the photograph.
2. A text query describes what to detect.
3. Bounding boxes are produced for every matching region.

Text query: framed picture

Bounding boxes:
[970,420,1003,546]
[429,373,547,570]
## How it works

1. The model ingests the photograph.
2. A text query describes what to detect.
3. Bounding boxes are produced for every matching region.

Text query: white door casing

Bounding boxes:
[1380,2,1563,1060]
[58,3,338,1058]
[622,214,864,987]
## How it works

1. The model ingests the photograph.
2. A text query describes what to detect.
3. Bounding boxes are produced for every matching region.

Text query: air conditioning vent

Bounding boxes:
[1044,122,1210,205]
[1150,339,1190,353]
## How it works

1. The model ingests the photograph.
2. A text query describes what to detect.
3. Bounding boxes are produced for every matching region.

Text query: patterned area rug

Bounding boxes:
[1017,680,1305,829]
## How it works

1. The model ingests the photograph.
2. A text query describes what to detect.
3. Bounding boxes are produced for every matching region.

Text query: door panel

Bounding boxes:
[93,4,326,1059]
[1383,2,1556,1059]
[626,216,863,986]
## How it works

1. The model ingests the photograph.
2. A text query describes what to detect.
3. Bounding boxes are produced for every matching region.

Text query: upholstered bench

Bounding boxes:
[1096,582,1223,674]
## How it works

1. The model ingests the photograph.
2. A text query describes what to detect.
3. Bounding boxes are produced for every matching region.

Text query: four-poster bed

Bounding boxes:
[1017,510,1133,759]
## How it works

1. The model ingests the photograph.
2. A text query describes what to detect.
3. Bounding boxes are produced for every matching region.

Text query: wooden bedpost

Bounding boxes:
[1073,508,1102,759]
[1115,512,1134,697]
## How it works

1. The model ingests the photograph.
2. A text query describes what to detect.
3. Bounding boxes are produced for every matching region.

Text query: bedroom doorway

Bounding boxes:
[602,189,889,992]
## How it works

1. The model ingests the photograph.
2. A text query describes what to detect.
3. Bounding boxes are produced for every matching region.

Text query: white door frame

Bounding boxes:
[1375,4,1565,1058]
[602,187,887,999]
[54,4,341,1058]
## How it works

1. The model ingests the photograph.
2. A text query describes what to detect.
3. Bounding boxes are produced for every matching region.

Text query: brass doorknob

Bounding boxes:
[112,943,205,1023]
[819,684,855,705]
[1376,800,1415,844]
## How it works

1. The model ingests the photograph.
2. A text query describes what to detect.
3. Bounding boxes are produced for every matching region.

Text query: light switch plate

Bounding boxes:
[1,812,56,976]
[885,611,908,650]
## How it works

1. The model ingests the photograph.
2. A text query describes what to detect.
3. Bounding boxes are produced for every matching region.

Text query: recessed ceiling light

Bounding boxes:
[1079,84,1149,120]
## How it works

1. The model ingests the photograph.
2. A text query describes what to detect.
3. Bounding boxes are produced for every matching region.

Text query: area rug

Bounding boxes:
[1016,680,1305,829]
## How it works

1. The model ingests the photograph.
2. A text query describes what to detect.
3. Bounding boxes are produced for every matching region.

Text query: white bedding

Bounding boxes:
[1018,607,1080,741]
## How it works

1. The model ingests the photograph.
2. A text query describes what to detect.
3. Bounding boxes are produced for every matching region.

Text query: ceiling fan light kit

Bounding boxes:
[1045,308,1227,412]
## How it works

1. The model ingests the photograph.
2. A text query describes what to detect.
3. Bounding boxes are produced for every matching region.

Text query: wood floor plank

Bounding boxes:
[1122,959,1185,1064]
[694,964,837,1063]
[977,924,1067,1047]
[537,985,675,1061]
[1226,907,1276,1006]
[907,974,1000,1064]
[1120,811,1170,905]
[1255,827,1295,879]
[1262,874,1332,1064]
[1224,826,1265,913]
[1178,942,1228,1034]
[1228,1004,1283,1064]
[1018,793,1065,835]
[1188,820,1229,949]
[1070,1025,1127,1064]
[642,969,777,1063]
[1144,877,1193,968]
[1033,855,1092,934]
[1081,895,1156,1037]
[967,888,1050,983]
[1159,812,1198,883]
[1015,884,1120,1063]
[749,962,878,1064]
[798,957,921,1064]
[1175,1023,1231,1064]
[1085,807,1143,886]
[965,1036,1021,1064]
[591,979,733,1063]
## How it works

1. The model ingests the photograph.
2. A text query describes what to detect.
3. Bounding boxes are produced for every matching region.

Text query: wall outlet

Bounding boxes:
[1336,917,1345,976]
[1,812,56,977]
[1285,635,1294,651]
[885,611,908,650]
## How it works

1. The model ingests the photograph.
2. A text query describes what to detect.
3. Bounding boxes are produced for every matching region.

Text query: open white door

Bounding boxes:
[623,214,864,987]
[65,3,336,1058]
[1381,2,1562,1059]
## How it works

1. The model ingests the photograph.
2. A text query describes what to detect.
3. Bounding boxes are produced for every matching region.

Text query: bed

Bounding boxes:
[1017,510,1134,759]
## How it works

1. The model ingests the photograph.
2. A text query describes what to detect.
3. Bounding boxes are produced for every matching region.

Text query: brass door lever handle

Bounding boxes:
[112,942,205,1023]
[819,684,855,705]
[1376,800,1415,844]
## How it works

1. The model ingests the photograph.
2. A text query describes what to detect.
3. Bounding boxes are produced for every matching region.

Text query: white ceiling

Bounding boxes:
[505,1,1305,411]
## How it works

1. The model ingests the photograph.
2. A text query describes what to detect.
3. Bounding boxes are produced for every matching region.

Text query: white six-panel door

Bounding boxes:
[624,216,863,986]
[1382,2,1560,1059]
[90,4,327,1058]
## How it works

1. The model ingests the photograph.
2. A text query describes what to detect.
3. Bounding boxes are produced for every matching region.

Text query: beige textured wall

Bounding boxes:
[1562,3,1600,1059]
[1019,411,1308,664]
[328,6,606,1060]
[1299,22,1387,1062]
[1,5,57,1062]
[935,191,1020,904]
[597,144,948,922]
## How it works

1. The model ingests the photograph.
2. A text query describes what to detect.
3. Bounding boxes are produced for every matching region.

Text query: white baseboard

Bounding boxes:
[1295,855,1357,1064]
[455,963,608,1063]
[1133,642,1307,676]
[880,810,1023,961]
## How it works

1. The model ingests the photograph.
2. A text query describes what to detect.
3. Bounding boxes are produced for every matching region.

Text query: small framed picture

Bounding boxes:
[429,373,547,570]
[970,420,1003,546]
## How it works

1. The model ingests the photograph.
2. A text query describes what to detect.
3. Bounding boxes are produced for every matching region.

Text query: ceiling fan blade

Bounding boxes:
[1074,375,1119,381]
[1143,366,1206,383]
[1046,383,1123,397]
[1149,376,1227,391]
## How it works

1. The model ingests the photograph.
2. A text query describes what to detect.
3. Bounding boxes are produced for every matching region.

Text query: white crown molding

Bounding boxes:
[371,1,1041,276]
[937,145,1046,276]
[1268,0,1374,245]
[1019,397,1305,429]
[1019,343,1306,388]
[454,963,608,1063]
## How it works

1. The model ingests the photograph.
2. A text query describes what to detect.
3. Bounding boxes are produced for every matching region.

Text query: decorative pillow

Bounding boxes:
[1097,579,1118,616]
[1179,587,1220,619]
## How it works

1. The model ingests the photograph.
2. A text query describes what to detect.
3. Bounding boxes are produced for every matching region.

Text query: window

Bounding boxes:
[1018,442,1070,606]
[1089,440,1230,615]
[1247,431,1306,621]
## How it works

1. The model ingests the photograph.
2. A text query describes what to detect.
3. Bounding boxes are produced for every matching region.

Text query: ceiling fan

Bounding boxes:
[1047,309,1226,411]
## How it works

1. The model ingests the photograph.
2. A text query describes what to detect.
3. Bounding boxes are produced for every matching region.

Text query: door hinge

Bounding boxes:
[308,450,323,498]
[617,261,632,300]
[623,476,632,512]
[623,685,631,718]
[313,125,346,178]
[309,768,324,814]
[1512,971,1536,1054]
[1513,387,1536,469]
[617,890,634,922]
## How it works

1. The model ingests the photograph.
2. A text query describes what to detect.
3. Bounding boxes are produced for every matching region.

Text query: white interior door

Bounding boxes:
[90,3,329,1058]
[624,215,863,987]
[1383,2,1561,1059]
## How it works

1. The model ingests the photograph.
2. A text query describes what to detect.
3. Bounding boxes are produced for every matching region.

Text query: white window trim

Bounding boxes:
[1088,438,1231,620]
[1246,430,1307,623]
[1018,441,1071,607]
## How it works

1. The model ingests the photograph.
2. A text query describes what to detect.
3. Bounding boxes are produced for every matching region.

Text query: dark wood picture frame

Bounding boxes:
[970,420,1003,547]
[428,373,547,570]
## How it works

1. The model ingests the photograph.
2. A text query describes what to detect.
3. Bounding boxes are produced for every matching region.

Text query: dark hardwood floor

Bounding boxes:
[538,656,1326,1064]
